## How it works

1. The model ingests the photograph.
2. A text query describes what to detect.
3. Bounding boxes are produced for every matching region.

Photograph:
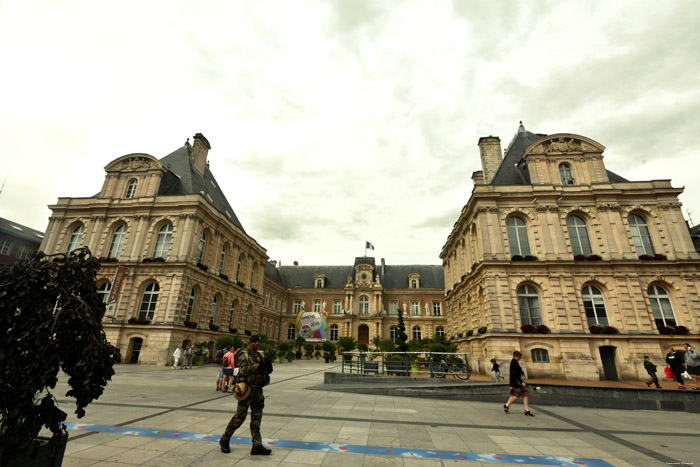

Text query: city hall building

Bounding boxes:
[440,123,700,381]
[39,133,445,365]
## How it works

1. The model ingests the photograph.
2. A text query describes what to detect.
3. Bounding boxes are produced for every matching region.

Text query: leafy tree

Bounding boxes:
[215,335,244,350]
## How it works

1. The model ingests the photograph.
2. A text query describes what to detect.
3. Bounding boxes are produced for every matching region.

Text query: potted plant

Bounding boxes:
[294,336,306,359]
[304,343,315,359]
[0,248,121,466]
[536,324,551,334]
[674,326,689,335]
[477,326,487,334]
[337,336,358,362]
[278,341,293,363]
[322,341,336,362]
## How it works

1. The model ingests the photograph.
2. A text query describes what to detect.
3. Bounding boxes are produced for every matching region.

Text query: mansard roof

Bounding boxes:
[0,217,44,244]
[490,124,628,186]
[158,142,246,232]
[271,258,444,289]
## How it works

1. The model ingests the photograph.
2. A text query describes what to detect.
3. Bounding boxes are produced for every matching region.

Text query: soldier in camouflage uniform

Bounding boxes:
[219,335,272,456]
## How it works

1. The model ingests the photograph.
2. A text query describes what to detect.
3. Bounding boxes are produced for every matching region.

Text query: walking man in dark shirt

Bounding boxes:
[643,356,661,388]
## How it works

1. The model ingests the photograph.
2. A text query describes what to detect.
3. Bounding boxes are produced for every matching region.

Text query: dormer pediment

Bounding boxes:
[100,153,166,199]
[525,134,605,157]
[105,153,164,173]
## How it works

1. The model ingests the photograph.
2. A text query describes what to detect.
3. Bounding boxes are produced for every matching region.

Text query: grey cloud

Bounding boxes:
[411,208,461,230]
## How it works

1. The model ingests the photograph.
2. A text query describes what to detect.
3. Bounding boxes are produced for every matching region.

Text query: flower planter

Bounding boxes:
[2,431,69,467]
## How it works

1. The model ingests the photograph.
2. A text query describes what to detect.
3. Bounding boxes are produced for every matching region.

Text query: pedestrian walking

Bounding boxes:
[172,346,182,370]
[665,347,686,390]
[219,335,273,456]
[683,343,700,390]
[503,350,533,416]
[186,346,194,369]
[221,345,234,392]
[643,356,661,388]
[490,358,504,382]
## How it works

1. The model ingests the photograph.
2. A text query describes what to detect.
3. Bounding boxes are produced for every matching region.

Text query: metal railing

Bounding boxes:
[340,351,470,379]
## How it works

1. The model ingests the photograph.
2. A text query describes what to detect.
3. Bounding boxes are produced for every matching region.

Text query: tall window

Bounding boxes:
[507,216,530,256]
[219,245,226,274]
[359,296,369,314]
[244,305,251,329]
[330,324,339,341]
[390,325,398,341]
[153,223,173,259]
[261,319,267,336]
[17,245,34,259]
[210,295,218,323]
[531,348,550,363]
[97,282,112,304]
[66,224,84,253]
[316,279,323,288]
[250,263,257,288]
[107,224,127,259]
[185,288,196,321]
[138,282,159,319]
[229,300,237,328]
[435,327,445,337]
[313,300,321,313]
[125,178,138,199]
[287,324,296,340]
[559,163,574,185]
[582,285,608,326]
[648,285,677,330]
[293,301,302,314]
[333,300,341,314]
[433,302,442,316]
[411,301,419,316]
[412,326,422,340]
[517,285,542,326]
[0,239,12,255]
[411,279,417,288]
[390,301,398,315]
[567,215,592,256]
[196,232,207,264]
[628,214,655,256]
[236,255,243,281]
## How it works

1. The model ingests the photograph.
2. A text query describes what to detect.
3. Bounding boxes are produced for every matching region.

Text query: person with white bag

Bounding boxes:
[683,343,700,390]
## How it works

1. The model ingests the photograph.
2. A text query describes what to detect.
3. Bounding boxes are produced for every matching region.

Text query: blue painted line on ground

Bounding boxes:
[64,422,613,466]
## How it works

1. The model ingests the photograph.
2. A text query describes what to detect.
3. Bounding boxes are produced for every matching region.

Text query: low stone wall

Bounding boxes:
[321,372,700,412]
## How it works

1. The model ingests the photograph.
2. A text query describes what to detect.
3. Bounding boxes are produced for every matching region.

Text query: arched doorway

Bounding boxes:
[128,337,143,364]
[599,346,618,381]
[358,325,369,344]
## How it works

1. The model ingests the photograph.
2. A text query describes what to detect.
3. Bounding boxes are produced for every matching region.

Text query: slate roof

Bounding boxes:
[271,257,444,289]
[158,142,246,232]
[491,124,628,186]
[690,224,700,253]
[0,217,44,244]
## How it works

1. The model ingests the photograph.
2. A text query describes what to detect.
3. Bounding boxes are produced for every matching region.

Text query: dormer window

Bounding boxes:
[125,178,138,198]
[314,274,326,288]
[408,273,420,288]
[559,163,574,186]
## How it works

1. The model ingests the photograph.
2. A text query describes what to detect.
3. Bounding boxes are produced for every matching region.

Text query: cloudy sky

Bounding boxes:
[1,1,698,266]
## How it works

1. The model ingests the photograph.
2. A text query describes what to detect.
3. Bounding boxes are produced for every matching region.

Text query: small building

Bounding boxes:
[0,217,44,267]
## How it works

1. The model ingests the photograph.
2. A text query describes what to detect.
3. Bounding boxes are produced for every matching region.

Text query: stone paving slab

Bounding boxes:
[41,360,698,466]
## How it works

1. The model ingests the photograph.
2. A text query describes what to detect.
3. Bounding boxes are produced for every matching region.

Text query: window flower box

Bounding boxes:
[524,255,539,261]
[236,281,245,288]
[219,273,229,281]
[209,323,219,331]
[229,327,237,334]
[98,257,118,263]
[574,254,586,261]
[511,255,524,261]
[196,262,208,271]
[477,326,487,334]
[589,325,604,334]
[536,324,551,334]
[639,254,653,260]
[587,254,602,261]
[128,317,150,325]
[142,257,165,263]
[654,254,667,260]
[602,326,619,334]
[184,320,198,329]
[674,326,688,335]
[466,330,474,337]
[659,326,674,335]
[244,330,251,336]
[251,287,258,294]
[521,324,535,333]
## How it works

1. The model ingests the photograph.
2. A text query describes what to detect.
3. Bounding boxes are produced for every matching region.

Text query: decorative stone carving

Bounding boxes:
[119,157,155,171]
[544,138,582,154]
[596,204,621,212]
[657,202,682,210]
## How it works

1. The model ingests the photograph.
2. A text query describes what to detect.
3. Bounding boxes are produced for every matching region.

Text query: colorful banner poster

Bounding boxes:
[105,266,128,317]
[295,310,328,341]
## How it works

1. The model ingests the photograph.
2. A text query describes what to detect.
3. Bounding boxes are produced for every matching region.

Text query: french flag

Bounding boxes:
[365,241,375,250]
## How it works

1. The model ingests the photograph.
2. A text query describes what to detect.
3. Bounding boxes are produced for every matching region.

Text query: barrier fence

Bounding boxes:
[340,351,471,379]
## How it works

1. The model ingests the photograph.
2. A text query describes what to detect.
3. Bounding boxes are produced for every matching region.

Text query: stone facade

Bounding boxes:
[441,124,700,381]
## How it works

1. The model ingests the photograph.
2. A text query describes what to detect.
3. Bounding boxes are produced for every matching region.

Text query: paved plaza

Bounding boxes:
[49,359,699,467]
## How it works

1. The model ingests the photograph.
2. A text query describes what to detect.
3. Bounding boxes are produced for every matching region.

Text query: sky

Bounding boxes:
[1,1,699,266]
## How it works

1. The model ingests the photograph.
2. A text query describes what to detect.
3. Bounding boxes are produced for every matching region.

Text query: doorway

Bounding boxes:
[599,346,618,381]
[358,325,369,344]
[129,337,143,364]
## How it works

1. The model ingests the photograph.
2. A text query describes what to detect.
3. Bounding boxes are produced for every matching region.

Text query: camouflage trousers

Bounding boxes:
[222,387,265,446]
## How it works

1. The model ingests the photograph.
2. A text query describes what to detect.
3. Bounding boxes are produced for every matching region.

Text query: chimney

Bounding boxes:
[381,258,385,276]
[478,136,502,184]
[270,260,277,268]
[471,170,485,185]
[191,133,211,175]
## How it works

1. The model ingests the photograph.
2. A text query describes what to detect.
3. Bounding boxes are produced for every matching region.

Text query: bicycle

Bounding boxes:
[430,358,471,380]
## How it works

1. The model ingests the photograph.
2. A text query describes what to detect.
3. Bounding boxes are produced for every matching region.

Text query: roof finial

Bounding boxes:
[185,137,190,146]
[518,120,525,132]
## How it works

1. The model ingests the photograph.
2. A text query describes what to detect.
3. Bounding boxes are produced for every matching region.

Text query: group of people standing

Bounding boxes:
[655,343,700,390]
[215,344,241,393]
[171,345,194,369]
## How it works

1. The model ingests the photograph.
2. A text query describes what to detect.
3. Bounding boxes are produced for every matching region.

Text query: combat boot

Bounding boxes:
[219,437,231,453]
[251,444,271,455]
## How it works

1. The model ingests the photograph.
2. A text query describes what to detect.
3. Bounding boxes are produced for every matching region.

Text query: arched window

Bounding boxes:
[559,163,574,185]
[316,279,323,288]
[97,281,112,304]
[411,279,417,288]
[531,348,550,363]
[412,326,422,340]
[250,263,257,288]
[390,325,398,341]
[287,324,296,340]
[507,216,531,256]
[185,288,196,321]
[229,300,237,328]
[628,214,655,256]
[358,296,369,314]
[236,255,243,281]
[138,282,159,319]
[196,232,207,264]
[648,285,677,330]
[582,285,608,326]
[517,285,542,325]
[435,327,445,337]
[330,324,339,341]
[210,295,218,323]
[107,224,127,259]
[567,216,592,256]
[219,245,226,274]
[411,301,419,316]
[153,223,173,259]
[66,224,84,253]
[125,178,138,199]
